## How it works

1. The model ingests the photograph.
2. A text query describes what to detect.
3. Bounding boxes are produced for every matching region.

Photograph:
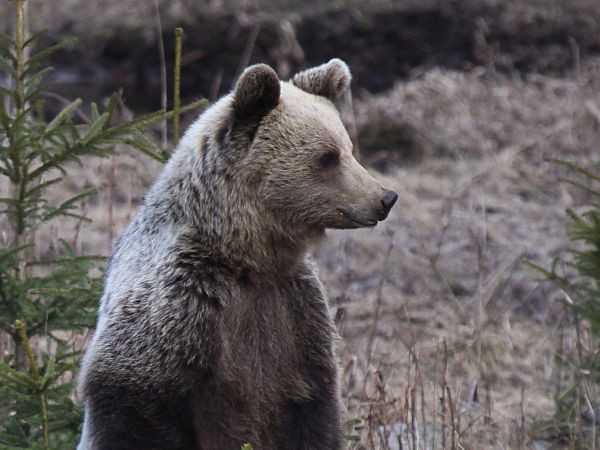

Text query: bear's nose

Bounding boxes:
[380,189,398,219]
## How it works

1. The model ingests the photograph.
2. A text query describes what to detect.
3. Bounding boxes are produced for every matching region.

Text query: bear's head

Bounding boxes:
[223,59,397,237]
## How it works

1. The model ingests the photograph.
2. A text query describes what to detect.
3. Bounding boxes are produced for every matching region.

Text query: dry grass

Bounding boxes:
[317,62,600,448]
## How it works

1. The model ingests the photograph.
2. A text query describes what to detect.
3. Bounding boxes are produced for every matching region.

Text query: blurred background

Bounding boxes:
[3,0,600,111]
[2,0,600,448]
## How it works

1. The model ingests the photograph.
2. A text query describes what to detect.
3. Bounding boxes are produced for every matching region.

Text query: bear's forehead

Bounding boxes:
[279,82,337,115]
[277,82,351,148]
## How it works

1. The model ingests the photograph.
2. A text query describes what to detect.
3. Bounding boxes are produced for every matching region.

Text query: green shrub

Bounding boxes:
[0,1,203,447]
[531,159,600,448]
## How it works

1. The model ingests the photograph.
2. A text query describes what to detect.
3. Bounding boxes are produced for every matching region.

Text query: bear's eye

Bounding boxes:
[319,151,339,168]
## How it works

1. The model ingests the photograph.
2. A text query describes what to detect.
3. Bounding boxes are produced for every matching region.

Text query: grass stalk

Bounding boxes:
[173,27,184,148]
[153,0,167,149]
[16,320,49,450]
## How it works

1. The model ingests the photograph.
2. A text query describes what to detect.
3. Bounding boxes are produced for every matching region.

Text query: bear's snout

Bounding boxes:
[379,189,398,220]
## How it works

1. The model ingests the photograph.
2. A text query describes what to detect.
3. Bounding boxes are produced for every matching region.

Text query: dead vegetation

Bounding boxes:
[321,62,600,448]
[2,0,600,111]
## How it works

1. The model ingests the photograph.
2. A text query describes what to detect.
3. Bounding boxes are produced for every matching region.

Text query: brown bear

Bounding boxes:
[77,59,397,450]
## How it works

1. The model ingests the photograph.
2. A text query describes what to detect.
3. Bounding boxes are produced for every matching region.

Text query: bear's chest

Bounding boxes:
[217,283,313,401]
[193,274,335,448]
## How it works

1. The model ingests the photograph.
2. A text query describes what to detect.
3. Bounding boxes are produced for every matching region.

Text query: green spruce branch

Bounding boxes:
[16,320,49,450]
[0,0,206,445]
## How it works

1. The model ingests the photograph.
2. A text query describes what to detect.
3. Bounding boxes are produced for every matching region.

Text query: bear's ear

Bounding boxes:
[233,64,281,119]
[291,58,351,102]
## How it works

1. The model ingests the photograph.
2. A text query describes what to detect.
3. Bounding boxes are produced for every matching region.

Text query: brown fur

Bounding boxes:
[77,59,397,450]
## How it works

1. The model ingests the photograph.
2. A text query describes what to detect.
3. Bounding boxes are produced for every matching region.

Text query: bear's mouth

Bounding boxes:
[339,209,378,228]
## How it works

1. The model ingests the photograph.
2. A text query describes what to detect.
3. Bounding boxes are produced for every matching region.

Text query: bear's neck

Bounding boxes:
[185,198,310,275]
[146,149,310,275]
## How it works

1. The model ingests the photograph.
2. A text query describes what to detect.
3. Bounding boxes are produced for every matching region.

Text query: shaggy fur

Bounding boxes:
[77,59,397,450]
